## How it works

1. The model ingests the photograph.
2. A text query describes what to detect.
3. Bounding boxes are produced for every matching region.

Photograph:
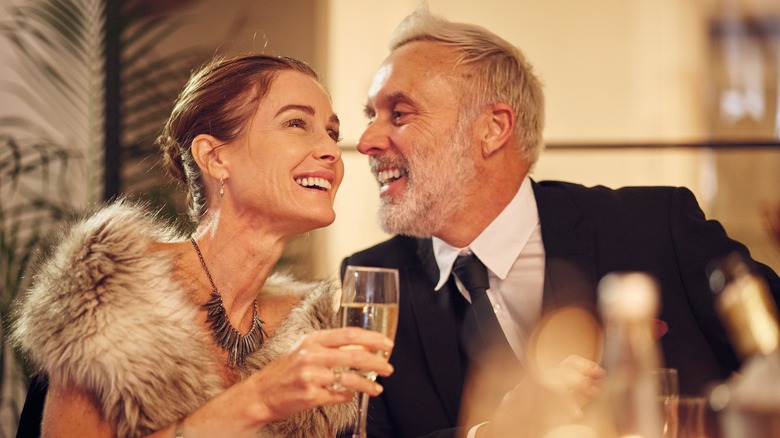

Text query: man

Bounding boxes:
[341,5,780,438]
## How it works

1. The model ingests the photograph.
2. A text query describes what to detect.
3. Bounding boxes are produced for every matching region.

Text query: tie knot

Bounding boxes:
[452,253,489,292]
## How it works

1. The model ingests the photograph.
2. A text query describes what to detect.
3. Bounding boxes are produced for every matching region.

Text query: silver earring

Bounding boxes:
[219,177,224,197]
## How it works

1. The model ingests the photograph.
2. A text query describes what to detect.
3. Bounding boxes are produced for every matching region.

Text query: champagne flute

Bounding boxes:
[340,266,400,438]
[654,368,680,438]
[676,396,707,438]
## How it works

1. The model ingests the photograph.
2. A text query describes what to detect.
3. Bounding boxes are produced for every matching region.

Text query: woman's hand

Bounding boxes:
[165,328,393,437]
[246,327,394,425]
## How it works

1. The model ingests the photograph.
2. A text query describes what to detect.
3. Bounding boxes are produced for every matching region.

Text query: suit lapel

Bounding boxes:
[533,181,600,317]
[403,182,602,425]
[405,239,466,425]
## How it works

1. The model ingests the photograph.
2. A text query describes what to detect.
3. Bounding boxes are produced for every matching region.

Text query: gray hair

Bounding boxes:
[388,4,545,166]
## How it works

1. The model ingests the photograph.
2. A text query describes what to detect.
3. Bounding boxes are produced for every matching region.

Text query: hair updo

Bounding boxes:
[156,54,319,224]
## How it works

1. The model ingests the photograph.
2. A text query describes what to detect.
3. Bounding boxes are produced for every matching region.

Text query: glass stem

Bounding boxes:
[353,392,370,438]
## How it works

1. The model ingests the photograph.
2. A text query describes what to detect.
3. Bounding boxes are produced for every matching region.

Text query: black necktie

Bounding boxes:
[452,253,508,356]
[452,254,521,423]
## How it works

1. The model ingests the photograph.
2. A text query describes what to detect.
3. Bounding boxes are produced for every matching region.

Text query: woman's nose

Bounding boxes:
[316,135,342,163]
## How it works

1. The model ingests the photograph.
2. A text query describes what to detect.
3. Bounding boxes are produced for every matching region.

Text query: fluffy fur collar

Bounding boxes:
[11,200,355,437]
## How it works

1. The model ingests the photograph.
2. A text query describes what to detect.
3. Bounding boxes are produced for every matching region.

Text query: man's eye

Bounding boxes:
[392,111,404,120]
[328,130,342,142]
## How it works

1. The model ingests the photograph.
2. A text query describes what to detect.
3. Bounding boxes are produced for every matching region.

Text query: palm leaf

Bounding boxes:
[0,0,204,432]
[0,1,106,433]
[118,0,203,219]
[1,0,106,204]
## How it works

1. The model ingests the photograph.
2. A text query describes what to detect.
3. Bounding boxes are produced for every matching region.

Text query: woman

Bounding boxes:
[11,54,393,437]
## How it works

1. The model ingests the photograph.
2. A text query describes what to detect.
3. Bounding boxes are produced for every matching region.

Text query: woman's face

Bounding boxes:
[220,70,344,236]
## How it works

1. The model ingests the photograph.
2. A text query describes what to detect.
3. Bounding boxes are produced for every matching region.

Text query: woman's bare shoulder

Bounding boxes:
[43,379,113,438]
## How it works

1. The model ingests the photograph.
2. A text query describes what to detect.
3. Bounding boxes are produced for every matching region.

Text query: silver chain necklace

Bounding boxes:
[190,238,268,367]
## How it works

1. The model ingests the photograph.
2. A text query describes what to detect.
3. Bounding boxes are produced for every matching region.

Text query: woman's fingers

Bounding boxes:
[326,368,347,392]
[302,327,394,352]
[328,368,384,396]
[290,346,393,385]
[329,347,394,377]
[290,328,394,377]
[269,328,394,402]
[244,330,392,426]
[288,346,393,380]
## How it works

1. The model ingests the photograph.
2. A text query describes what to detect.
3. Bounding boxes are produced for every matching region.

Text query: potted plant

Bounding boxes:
[0,0,202,433]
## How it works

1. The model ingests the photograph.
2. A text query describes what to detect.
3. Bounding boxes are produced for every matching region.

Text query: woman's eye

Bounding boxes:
[287,119,306,129]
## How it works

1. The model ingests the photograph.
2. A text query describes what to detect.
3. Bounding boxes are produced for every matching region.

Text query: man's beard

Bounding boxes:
[375,120,477,238]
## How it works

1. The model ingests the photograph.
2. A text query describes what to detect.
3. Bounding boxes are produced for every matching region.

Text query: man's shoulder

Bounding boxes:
[533,180,703,230]
[534,179,689,205]
[344,235,428,268]
[535,179,682,195]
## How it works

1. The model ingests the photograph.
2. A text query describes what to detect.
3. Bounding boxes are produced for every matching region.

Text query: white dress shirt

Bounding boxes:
[433,176,546,365]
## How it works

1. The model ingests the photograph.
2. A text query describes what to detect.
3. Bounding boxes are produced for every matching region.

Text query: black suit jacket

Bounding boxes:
[340,180,780,438]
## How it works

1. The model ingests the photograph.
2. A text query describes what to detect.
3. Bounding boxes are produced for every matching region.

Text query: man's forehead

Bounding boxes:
[367,62,394,101]
[367,42,460,104]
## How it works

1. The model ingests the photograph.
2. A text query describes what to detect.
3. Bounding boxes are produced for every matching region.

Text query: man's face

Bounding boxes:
[358,41,478,237]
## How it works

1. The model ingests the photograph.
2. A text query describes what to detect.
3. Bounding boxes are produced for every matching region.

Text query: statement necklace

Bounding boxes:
[190,237,268,368]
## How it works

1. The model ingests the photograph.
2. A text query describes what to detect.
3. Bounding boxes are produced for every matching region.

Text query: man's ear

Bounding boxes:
[191,134,228,180]
[480,103,515,159]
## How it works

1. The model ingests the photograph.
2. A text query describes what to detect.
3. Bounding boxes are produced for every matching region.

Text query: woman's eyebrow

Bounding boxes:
[276,104,315,117]
[276,104,339,125]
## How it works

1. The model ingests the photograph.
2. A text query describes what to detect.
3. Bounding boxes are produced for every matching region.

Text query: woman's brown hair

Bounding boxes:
[157,54,319,223]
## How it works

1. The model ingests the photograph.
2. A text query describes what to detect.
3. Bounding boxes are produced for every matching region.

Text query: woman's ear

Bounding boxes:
[191,134,228,180]
[480,103,515,159]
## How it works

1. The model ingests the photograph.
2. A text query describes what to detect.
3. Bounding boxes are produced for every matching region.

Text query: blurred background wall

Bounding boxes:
[4,0,775,276]
[1,0,779,433]
[317,0,780,279]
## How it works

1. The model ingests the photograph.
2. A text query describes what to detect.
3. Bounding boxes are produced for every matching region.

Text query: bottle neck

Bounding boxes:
[718,273,780,358]
[597,316,664,438]
[602,317,661,373]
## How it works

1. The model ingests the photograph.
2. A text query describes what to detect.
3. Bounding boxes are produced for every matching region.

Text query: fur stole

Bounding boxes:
[11,200,356,437]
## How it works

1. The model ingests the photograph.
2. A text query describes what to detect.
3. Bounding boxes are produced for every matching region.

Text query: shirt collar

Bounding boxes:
[433,177,539,290]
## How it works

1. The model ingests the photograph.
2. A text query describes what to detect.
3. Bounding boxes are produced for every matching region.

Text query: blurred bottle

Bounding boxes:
[580,272,664,438]
[709,252,780,437]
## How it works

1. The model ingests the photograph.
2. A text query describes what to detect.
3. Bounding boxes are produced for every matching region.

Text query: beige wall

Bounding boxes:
[98,0,779,277]
[324,0,710,146]
[313,0,779,278]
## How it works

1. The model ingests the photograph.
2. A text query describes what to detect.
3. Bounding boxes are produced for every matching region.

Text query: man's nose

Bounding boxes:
[356,121,390,156]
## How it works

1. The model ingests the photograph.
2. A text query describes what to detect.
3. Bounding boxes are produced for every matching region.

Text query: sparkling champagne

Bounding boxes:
[340,303,399,380]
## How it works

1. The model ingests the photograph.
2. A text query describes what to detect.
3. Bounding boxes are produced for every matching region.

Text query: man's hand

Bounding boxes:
[476,355,604,438]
